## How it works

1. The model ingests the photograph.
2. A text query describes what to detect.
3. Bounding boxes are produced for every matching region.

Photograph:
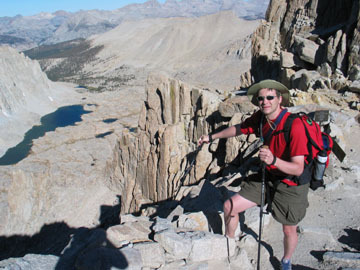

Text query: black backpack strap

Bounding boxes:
[282,113,312,160]
[275,113,310,186]
[300,117,322,152]
[271,113,298,144]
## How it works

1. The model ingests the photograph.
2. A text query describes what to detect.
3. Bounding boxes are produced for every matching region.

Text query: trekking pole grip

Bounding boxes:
[261,145,269,168]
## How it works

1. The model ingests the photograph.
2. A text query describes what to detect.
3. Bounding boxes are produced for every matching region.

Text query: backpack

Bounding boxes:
[281,112,333,190]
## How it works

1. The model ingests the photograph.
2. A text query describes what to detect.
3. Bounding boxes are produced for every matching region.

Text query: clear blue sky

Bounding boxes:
[1,0,166,17]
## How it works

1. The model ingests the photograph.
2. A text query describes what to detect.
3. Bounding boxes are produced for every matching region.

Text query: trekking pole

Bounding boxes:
[257,145,268,270]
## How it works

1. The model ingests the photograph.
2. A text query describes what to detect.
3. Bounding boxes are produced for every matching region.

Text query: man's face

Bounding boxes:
[257,88,282,117]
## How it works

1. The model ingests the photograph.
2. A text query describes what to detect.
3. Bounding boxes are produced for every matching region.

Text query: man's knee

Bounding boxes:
[282,225,297,237]
[224,194,256,215]
[223,198,233,215]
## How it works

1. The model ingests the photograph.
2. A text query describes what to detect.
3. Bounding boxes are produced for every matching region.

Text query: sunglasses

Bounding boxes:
[256,95,277,102]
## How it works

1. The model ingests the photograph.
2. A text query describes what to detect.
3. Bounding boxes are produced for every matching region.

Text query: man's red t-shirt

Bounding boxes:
[239,109,308,178]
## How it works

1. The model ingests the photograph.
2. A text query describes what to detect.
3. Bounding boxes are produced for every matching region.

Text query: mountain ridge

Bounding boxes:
[29,11,259,91]
[0,0,269,50]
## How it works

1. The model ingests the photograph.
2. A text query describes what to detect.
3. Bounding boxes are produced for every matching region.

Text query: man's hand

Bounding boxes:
[198,135,211,146]
[259,145,275,165]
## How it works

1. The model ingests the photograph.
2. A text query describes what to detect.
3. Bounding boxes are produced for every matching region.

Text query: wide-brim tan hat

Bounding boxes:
[247,79,290,106]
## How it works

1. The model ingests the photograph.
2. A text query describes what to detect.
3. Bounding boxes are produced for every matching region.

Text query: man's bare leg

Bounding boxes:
[223,194,257,238]
[282,224,298,260]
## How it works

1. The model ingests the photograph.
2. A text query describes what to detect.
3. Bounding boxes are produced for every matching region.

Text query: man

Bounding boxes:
[198,80,309,270]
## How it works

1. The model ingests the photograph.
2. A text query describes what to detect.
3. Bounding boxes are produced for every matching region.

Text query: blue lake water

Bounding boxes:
[0,105,92,166]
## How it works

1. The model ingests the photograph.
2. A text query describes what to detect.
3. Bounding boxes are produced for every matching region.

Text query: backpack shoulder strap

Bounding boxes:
[274,113,298,145]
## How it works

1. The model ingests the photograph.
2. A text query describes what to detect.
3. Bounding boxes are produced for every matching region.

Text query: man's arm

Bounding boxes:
[272,155,304,176]
[198,124,242,146]
[211,124,242,140]
[259,147,305,176]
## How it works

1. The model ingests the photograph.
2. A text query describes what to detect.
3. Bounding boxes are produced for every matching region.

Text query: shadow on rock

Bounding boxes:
[310,250,327,261]
[0,222,75,261]
[55,227,128,270]
[0,196,129,270]
[292,265,318,270]
[338,228,360,251]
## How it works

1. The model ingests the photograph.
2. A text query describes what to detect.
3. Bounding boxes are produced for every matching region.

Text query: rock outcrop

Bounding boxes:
[116,73,223,213]
[250,0,360,102]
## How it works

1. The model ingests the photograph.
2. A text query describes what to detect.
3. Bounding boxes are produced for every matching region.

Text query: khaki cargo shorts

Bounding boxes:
[238,173,310,225]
